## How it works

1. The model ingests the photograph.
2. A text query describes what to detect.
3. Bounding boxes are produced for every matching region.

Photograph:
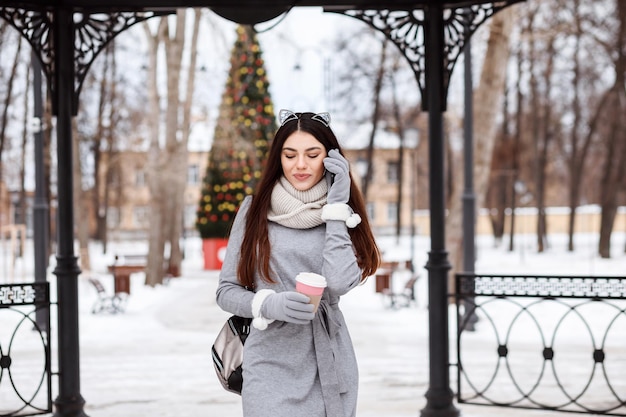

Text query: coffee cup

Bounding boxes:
[295,272,327,313]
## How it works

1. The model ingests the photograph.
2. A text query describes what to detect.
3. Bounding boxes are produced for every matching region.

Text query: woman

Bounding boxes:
[216,110,380,417]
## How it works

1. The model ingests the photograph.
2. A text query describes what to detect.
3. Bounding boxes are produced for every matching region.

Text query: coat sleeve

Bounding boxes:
[321,219,362,297]
[215,196,256,317]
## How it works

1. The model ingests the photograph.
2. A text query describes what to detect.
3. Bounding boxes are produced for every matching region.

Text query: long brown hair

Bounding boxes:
[237,112,380,288]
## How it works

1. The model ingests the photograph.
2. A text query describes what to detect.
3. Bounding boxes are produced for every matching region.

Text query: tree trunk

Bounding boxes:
[0,35,21,179]
[566,0,583,252]
[73,118,91,271]
[597,89,626,257]
[144,9,197,285]
[94,44,112,246]
[144,18,167,286]
[390,60,406,244]
[102,43,121,254]
[18,60,31,231]
[158,11,186,282]
[446,8,514,277]
[362,38,387,200]
[598,0,626,258]
[510,41,525,252]
[536,33,557,253]
[166,8,201,277]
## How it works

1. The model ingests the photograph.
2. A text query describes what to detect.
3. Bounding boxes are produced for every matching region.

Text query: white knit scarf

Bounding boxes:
[268,176,328,229]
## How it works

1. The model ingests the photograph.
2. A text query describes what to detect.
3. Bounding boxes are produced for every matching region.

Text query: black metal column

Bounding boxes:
[421,4,460,417]
[51,9,88,417]
[33,49,50,333]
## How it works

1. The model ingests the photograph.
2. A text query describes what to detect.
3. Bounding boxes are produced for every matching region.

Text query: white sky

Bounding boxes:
[188,7,377,152]
[181,6,484,152]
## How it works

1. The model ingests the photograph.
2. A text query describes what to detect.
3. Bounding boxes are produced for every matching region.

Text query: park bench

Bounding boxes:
[374,260,419,309]
[382,274,419,309]
[87,277,126,314]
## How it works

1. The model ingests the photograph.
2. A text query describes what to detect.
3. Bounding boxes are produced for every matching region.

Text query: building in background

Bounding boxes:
[92,120,626,240]
[94,150,207,240]
[101,120,428,238]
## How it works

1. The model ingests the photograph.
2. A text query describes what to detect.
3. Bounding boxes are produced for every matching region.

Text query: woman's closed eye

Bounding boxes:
[283,153,320,160]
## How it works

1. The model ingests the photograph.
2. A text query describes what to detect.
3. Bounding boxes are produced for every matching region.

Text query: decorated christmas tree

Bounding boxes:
[196,25,276,239]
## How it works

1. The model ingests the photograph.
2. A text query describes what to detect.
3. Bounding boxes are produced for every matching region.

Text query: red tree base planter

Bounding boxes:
[202,238,229,270]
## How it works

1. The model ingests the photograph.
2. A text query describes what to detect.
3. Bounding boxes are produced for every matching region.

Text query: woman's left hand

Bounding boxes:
[324,149,351,204]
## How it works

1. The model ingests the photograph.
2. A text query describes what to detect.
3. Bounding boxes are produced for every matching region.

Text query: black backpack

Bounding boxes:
[211,315,251,394]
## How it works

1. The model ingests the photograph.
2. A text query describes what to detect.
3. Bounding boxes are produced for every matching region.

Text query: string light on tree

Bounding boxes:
[196,25,277,243]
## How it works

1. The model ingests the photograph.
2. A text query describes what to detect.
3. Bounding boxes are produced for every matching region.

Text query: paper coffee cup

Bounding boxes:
[295,272,327,313]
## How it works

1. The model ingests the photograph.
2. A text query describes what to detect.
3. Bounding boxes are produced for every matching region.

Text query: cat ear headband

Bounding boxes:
[279,109,331,127]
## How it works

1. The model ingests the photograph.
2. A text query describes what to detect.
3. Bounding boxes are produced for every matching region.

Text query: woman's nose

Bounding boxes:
[296,155,307,168]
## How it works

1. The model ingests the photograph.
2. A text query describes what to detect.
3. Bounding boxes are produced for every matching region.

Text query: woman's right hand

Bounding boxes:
[261,291,315,324]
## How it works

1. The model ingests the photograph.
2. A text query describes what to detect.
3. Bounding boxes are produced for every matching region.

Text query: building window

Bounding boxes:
[188,164,200,185]
[387,161,399,184]
[135,169,146,187]
[355,158,370,187]
[387,202,398,224]
[107,207,120,228]
[133,206,150,228]
[366,202,375,222]
[109,170,120,187]
[184,204,196,229]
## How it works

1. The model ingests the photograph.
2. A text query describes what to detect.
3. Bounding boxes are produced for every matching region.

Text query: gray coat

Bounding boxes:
[216,196,362,417]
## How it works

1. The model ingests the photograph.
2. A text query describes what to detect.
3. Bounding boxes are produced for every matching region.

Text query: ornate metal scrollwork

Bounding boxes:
[0,8,170,114]
[455,274,626,415]
[0,8,54,86]
[329,2,522,106]
[0,282,52,416]
[0,283,48,306]
[71,12,168,113]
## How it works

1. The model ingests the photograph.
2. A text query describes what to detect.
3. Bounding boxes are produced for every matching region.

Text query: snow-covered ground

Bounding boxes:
[1,231,625,416]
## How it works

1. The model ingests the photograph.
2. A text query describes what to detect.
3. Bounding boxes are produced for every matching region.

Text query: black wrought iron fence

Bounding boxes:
[454,274,626,416]
[0,282,52,417]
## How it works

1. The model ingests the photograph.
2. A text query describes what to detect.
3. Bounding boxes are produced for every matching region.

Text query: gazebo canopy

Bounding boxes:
[1,1,502,26]
[4,0,496,7]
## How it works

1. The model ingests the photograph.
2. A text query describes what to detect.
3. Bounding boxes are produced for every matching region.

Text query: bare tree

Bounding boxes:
[597,0,626,258]
[167,9,201,276]
[362,38,388,200]
[562,0,594,251]
[74,41,125,269]
[143,9,202,285]
[389,54,406,243]
[72,116,91,271]
[18,58,31,229]
[446,7,515,275]
[143,17,167,286]
[509,41,524,251]
[535,30,558,253]
[499,0,618,256]
[93,44,114,251]
[0,34,21,171]
[524,6,548,252]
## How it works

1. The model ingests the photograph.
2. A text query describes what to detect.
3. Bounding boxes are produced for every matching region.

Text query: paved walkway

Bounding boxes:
[75,266,569,417]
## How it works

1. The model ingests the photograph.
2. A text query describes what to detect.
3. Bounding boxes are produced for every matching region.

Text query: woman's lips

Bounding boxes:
[294,174,310,181]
